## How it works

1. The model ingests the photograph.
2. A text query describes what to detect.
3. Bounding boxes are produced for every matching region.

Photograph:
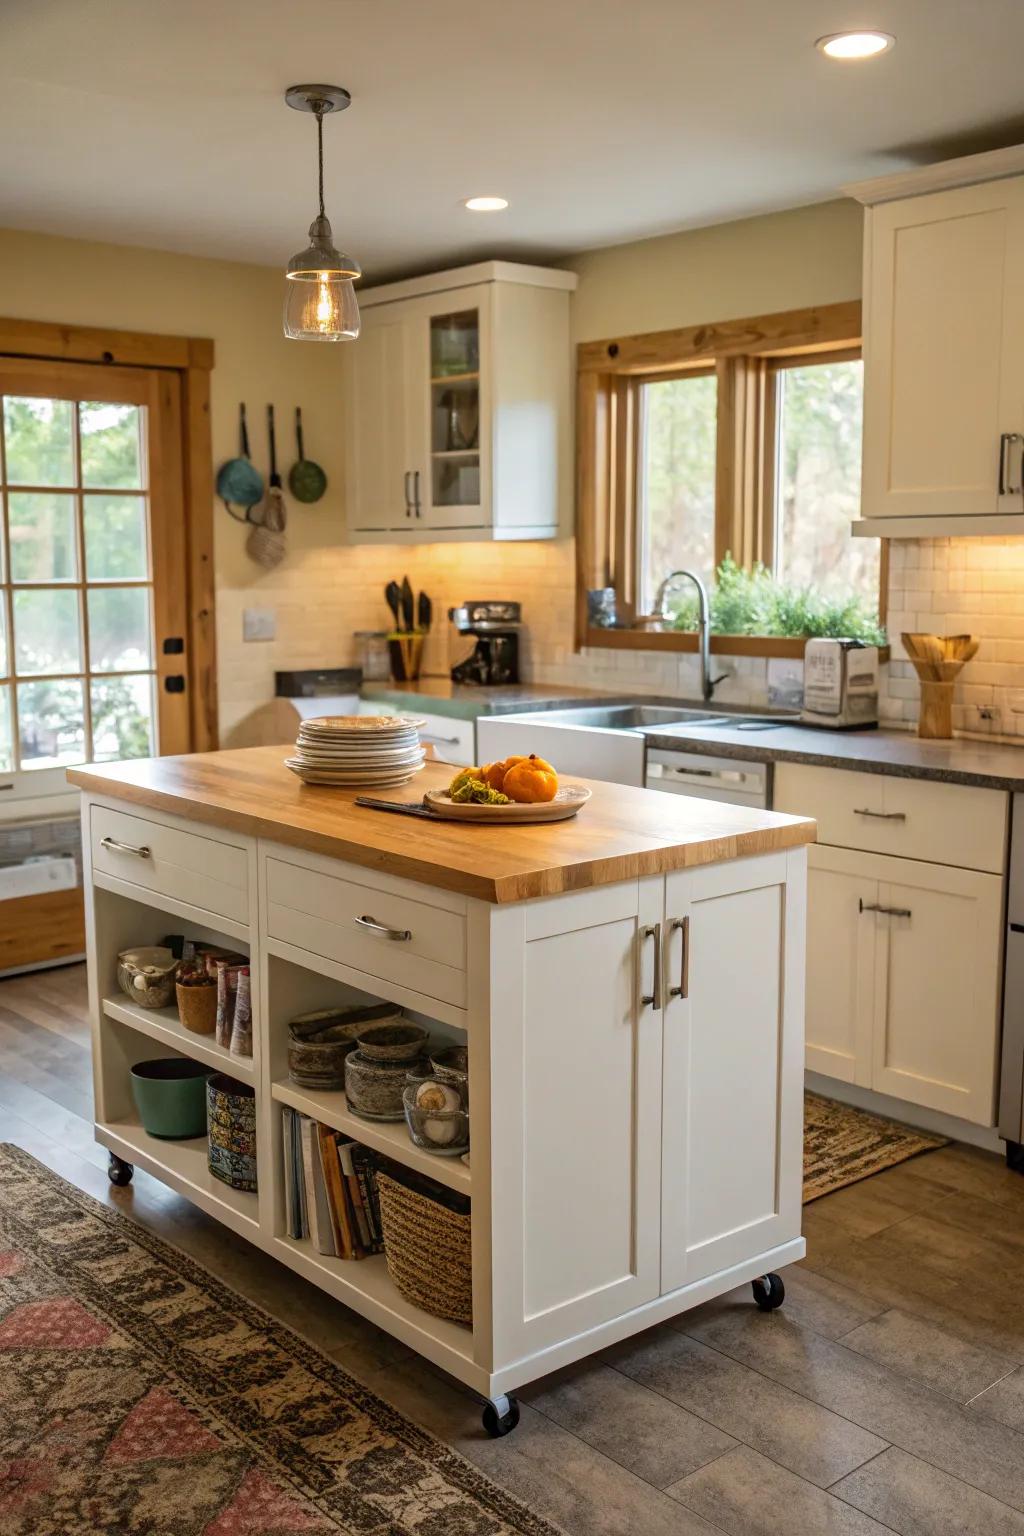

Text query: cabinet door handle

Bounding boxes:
[667,916,689,999]
[354,914,412,941]
[639,922,661,1009]
[100,835,151,859]
[413,469,421,518]
[1000,432,1023,496]
[403,470,413,517]
[420,732,462,746]
[859,900,912,919]
[853,808,906,821]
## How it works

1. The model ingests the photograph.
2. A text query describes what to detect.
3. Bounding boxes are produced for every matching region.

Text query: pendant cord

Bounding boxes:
[316,106,325,219]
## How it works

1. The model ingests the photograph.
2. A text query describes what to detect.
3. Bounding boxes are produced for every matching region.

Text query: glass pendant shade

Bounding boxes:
[284,214,361,341]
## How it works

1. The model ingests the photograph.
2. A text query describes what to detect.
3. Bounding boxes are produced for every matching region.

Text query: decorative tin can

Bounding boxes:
[206,1073,257,1191]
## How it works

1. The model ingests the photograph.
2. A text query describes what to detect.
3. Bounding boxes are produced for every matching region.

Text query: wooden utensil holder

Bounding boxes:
[388,633,424,682]
[917,680,956,740]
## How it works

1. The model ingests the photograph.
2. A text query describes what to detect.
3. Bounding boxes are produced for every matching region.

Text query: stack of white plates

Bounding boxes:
[285,715,426,787]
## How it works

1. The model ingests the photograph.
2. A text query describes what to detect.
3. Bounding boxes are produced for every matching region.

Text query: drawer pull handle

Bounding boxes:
[639,922,661,1010]
[667,915,689,999]
[853,808,906,822]
[100,835,151,859]
[420,733,462,746]
[355,914,411,941]
[859,900,912,919]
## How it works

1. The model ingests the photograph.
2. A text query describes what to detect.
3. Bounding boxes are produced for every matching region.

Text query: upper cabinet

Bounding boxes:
[848,146,1024,537]
[343,261,577,543]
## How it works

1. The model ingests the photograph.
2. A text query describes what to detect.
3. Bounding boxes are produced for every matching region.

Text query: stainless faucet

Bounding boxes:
[653,568,729,703]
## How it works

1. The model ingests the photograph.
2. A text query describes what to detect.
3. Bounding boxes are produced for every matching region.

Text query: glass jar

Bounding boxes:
[354,631,390,682]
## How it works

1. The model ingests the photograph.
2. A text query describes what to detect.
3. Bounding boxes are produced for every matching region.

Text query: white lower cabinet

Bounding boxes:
[804,845,1002,1124]
[490,850,806,1369]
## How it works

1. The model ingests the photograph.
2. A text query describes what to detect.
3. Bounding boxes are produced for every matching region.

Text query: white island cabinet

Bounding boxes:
[70,748,813,1435]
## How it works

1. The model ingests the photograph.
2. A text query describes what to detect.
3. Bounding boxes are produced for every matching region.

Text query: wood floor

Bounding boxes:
[4,963,1024,1536]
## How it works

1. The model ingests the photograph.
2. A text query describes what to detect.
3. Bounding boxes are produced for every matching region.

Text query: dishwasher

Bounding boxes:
[645,748,769,808]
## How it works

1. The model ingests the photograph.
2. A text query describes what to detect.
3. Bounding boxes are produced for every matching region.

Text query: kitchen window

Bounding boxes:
[577,299,885,657]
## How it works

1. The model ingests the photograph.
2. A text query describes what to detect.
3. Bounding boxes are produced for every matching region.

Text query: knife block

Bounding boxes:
[388,633,424,682]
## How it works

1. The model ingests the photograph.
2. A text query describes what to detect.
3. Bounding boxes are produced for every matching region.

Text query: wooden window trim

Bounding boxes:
[0,317,217,750]
[576,299,890,661]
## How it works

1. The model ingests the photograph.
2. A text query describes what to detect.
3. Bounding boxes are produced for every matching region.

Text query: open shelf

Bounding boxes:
[430,371,478,386]
[102,995,254,1078]
[273,1234,480,1386]
[97,1115,260,1239]
[273,1078,471,1194]
[431,449,479,460]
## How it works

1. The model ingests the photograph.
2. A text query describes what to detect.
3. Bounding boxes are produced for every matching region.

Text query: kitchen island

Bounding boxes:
[69,748,815,1434]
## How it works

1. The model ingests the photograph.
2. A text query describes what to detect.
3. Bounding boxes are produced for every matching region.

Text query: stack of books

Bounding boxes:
[282,1108,383,1258]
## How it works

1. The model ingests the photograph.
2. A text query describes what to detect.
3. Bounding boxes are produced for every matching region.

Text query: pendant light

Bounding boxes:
[283,84,361,342]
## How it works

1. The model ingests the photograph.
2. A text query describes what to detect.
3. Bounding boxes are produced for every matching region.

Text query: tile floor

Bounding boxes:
[3,962,1024,1535]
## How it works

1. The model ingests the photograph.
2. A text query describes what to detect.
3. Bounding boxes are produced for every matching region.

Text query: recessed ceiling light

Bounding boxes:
[816,30,894,59]
[463,196,509,212]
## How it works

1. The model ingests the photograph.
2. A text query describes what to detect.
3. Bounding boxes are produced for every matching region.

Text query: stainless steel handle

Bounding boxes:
[100,835,151,859]
[853,808,906,822]
[667,916,689,999]
[420,732,461,746]
[403,470,413,517]
[413,469,421,518]
[0,783,13,792]
[354,913,411,941]
[859,900,912,919]
[1000,432,1022,496]
[639,922,662,1009]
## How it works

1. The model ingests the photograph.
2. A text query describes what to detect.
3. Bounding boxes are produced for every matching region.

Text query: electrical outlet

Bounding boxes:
[242,607,276,642]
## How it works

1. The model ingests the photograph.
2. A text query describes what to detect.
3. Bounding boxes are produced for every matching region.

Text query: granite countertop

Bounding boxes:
[360,679,631,720]
[642,721,1024,792]
[67,749,815,904]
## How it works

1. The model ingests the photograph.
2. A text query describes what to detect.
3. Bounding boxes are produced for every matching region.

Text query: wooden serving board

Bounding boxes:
[422,786,592,823]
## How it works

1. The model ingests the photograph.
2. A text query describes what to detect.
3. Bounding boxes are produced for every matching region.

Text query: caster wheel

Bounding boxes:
[752,1272,785,1311]
[482,1395,520,1437]
[108,1154,134,1187]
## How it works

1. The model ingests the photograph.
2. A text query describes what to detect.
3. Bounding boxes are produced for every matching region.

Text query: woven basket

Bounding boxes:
[376,1171,472,1325]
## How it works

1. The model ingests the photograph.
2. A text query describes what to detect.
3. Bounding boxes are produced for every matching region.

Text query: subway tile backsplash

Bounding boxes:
[217,534,1024,745]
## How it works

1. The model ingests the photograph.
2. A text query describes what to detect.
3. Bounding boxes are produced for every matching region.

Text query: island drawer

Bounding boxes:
[90,804,250,921]
[264,854,467,1006]
[773,762,1007,874]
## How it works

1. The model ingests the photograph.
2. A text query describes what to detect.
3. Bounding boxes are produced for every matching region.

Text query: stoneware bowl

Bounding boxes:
[429,1045,469,1107]
[118,946,178,1010]
[345,1049,428,1120]
[356,1021,429,1062]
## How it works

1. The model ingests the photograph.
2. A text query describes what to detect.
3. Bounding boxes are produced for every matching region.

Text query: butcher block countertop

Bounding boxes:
[68,747,815,904]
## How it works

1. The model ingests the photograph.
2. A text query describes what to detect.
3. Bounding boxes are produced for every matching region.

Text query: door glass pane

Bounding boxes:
[8,492,78,581]
[775,359,877,603]
[84,494,149,579]
[0,686,12,773]
[87,585,151,671]
[0,600,7,676]
[17,678,85,768]
[2,396,75,486]
[12,588,82,675]
[80,403,143,489]
[430,310,478,377]
[638,373,718,609]
[91,674,154,761]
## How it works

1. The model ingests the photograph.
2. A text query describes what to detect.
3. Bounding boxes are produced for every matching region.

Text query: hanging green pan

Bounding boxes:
[288,407,327,503]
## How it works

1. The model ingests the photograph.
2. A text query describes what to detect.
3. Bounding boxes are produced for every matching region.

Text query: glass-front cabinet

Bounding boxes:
[344,262,576,543]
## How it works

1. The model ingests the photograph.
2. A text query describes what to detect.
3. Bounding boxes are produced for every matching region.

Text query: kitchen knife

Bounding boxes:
[355,795,438,820]
[384,581,402,628]
[400,575,415,632]
[418,591,432,632]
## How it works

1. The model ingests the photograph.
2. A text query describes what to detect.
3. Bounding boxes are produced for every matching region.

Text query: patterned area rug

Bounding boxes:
[0,1144,560,1536]
[803,1092,948,1201]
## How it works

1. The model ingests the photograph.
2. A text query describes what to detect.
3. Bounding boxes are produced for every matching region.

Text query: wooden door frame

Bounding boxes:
[0,316,217,751]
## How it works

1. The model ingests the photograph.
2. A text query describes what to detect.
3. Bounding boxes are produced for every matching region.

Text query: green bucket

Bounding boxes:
[130,1058,211,1139]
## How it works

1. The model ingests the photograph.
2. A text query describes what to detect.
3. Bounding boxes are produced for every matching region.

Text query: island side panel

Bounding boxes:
[487,877,665,1371]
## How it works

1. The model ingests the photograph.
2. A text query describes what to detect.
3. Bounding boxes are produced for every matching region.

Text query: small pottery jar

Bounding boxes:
[176,976,217,1035]
[207,1073,257,1191]
[356,1020,428,1062]
[287,1003,401,1089]
[429,1045,469,1107]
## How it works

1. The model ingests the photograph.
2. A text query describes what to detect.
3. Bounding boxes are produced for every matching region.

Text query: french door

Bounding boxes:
[0,357,190,802]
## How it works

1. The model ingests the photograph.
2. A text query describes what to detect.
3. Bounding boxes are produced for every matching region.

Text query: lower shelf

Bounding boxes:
[96,1116,260,1239]
[273,1233,482,1387]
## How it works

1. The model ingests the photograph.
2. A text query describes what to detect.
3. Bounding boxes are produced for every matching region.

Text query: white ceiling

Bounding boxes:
[2,0,1024,284]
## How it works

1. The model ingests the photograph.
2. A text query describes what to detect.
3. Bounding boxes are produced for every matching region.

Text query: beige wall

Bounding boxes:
[0,201,867,740]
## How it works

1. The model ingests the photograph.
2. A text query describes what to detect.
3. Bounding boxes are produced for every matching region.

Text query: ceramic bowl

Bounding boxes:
[356,1020,429,1062]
